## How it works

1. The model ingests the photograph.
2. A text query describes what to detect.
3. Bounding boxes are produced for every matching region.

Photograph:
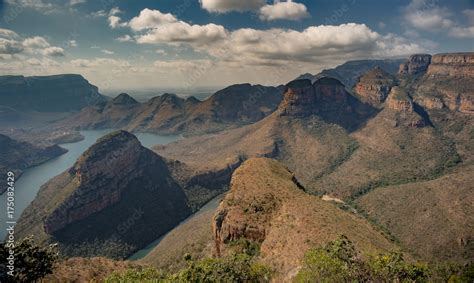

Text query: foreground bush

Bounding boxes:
[296,235,429,282]
[104,253,271,283]
[0,236,58,282]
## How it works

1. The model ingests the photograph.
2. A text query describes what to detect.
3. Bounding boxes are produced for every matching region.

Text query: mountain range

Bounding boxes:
[4,52,473,281]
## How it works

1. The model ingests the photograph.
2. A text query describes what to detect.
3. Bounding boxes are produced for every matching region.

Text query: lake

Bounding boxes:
[0,130,181,239]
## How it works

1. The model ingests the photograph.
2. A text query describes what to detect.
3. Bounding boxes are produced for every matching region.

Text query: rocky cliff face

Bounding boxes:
[212,158,395,280]
[279,77,375,131]
[16,130,191,259]
[354,67,396,107]
[427,53,474,77]
[0,74,106,112]
[385,87,427,128]
[412,53,474,114]
[0,133,67,194]
[398,54,432,75]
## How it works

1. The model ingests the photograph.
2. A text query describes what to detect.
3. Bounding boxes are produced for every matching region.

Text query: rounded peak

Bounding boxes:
[313,77,345,87]
[111,93,138,105]
[285,79,312,89]
[96,130,138,144]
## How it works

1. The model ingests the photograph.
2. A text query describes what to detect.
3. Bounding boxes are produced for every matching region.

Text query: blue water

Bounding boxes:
[0,130,181,239]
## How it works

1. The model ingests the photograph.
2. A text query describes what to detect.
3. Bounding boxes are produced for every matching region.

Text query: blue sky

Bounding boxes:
[0,0,473,91]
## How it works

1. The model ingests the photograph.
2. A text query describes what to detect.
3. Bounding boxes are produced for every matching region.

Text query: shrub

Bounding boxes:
[0,236,58,283]
[296,235,430,283]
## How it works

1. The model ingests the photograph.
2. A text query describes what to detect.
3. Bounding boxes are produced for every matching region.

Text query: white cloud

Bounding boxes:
[464,9,474,25]
[69,0,85,6]
[404,0,473,38]
[450,26,474,38]
[200,0,265,13]
[107,7,127,28]
[155,49,167,55]
[90,10,107,18]
[23,36,50,48]
[71,57,130,68]
[68,40,78,47]
[0,38,24,54]
[116,35,133,42]
[5,0,55,12]
[153,59,213,72]
[259,1,309,21]
[0,28,19,39]
[42,46,65,56]
[136,22,228,45]
[128,8,177,31]
[101,49,114,55]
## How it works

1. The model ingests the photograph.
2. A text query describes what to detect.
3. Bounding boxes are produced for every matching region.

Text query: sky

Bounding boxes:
[0,0,473,91]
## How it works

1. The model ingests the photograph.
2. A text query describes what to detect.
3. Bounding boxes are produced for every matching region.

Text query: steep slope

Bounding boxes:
[357,164,474,263]
[398,54,432,75]
[0,74,106,112]
[140,196,222,272]
[15,131,191,259]
[0,133,67,194]
[212,158,397,281]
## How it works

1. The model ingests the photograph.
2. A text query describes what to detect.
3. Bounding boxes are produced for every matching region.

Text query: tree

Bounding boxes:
[0,236,58,283]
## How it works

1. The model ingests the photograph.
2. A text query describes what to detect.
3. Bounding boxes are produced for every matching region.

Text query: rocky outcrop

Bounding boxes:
[354,67,396,107]
[0,74,106,112]
[0,133,67,194]
[398,54,432,75]
[278,79,316,117]
[385,87,427,128]
[212,158,396,280]
[16,130,191,259]
[412,53,474,114]
[279,77,375,131]
[427,53,474,77]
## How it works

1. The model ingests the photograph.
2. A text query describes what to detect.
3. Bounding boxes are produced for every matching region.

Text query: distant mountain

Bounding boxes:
[296,58,405,89]
[61,84,284,135]
[16,131,191,259]
[0,133,67,194]
[0,74,107,112]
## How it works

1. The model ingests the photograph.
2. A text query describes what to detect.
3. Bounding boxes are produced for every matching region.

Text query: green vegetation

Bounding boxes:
[105,253,271,283]
[0,236,58,282]
[296,235,429,282]
[297,235,474,282]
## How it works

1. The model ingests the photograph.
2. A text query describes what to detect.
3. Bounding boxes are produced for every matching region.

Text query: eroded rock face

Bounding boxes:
[354,67,396,107]
[278,79,316,117]
[399,54,432,75]
[278,77,375,131]
[385,87,426,128]
[413,53,474,114]
[427,53,474,77]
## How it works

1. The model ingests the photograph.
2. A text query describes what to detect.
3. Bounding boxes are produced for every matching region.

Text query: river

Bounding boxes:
[0,130,181,239]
